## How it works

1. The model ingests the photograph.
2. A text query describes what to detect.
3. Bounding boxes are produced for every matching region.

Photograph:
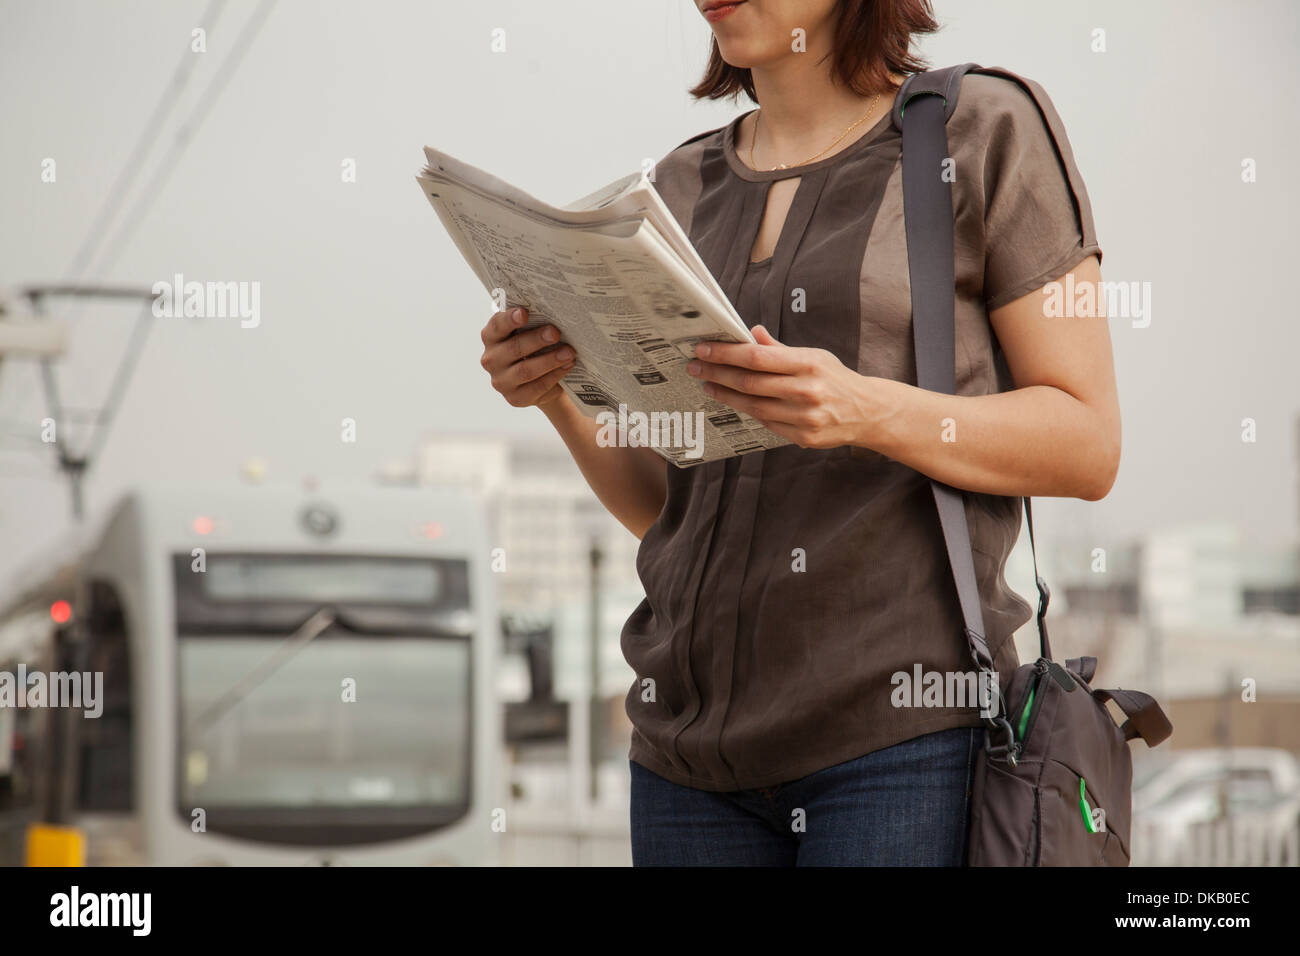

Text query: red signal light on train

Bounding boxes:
[421,521,443,539]
[50,600,72,624]
[193,515,215,535]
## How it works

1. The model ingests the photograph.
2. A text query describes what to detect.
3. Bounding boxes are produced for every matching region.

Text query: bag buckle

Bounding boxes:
[983,716,1020,767]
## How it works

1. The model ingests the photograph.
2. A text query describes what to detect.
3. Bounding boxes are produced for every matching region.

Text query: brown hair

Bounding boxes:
[689,0,939,103]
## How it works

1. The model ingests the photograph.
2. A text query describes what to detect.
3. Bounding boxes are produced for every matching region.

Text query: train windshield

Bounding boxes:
[203,555,442,604]
[173,553,474,846]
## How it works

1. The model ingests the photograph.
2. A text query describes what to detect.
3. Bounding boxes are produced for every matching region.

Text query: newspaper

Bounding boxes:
[416,147,790,466]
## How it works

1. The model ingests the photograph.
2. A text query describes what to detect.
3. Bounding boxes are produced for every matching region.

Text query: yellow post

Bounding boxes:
[25,824,85,867]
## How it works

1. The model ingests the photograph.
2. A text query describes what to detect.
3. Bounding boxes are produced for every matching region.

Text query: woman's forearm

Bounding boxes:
[539,396,669,538]
[859,377,1120,501]
[476,306,668,537]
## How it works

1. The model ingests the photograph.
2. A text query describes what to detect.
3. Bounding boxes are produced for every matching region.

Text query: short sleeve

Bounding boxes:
[973,74,1102,311]
[648,129,717,239]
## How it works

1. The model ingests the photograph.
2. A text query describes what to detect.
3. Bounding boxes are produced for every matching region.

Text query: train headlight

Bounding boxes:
[300,504,339,538]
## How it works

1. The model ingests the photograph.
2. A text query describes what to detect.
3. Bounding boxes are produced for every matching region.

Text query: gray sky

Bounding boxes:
[1,0,1298,591]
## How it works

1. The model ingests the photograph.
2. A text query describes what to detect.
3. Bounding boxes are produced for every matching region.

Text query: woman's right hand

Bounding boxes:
[482,307,666,538]
[480,307,576,409]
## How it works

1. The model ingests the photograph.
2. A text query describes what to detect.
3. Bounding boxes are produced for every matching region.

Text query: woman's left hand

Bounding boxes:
[687,325,877,450]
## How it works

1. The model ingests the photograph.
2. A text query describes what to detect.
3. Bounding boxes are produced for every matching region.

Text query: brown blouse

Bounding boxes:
[620,69,1102,791]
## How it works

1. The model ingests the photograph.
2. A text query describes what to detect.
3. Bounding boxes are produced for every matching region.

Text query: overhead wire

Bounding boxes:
[2,0,278,494]
[63,0,231,285]
[87,0,277,278]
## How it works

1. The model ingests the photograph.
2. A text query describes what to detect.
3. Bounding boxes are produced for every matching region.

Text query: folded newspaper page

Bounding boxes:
[416,147,790,466]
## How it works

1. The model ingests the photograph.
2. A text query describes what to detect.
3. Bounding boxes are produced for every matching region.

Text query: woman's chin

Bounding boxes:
[712,38,782,71]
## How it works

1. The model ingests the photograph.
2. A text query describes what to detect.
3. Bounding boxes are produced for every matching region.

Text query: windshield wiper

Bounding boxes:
[187,607,337,738]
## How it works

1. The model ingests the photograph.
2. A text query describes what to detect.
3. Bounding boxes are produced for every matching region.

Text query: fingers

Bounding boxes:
[512,359,576,407]
[697,382,794,423]
[481,307,527,346]
[478,306,577,408]
[694,337,805,373]
[481,311,567,374]
[499,343,575,391]
[687,359,801,398]
[493,324,560,367]
[481,307,556,360]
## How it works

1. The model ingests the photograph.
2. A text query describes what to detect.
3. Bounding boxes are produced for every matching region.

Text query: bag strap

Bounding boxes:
[896,63,1054,685]
[1092,687,1174,747]
[1066,655,1099,684]
[1023,498,1053,661]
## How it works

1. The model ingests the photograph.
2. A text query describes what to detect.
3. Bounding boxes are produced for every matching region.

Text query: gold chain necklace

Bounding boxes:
[748,91,882,171]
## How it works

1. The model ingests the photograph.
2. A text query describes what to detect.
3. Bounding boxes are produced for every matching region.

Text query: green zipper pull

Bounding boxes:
[1079,776,1099,833]
[1016,685,1036,740]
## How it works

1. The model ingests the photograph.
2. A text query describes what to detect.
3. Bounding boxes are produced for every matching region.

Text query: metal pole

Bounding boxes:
[21,287,155,522]
[588,536,603,803]
[68,462,84,523]
[44,622,86,826]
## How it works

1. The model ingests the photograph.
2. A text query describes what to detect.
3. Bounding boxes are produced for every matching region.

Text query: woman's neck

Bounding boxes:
[747,59,900,164]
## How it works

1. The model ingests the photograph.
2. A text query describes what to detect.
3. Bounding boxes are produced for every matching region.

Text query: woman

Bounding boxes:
[478,0,1117,866]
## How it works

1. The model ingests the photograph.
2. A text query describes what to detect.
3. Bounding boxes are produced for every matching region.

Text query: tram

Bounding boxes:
[0,482,498,865]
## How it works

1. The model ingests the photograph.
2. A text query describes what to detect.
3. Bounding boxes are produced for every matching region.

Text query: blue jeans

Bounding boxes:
[629,726,981,866]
